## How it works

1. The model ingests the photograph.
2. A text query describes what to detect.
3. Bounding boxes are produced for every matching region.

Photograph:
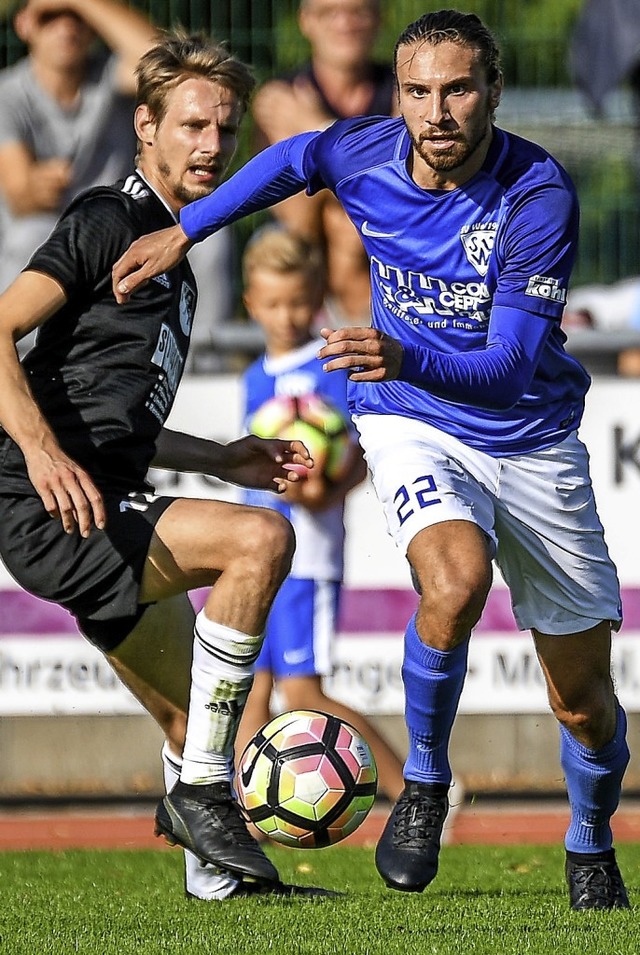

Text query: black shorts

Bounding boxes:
[0,486,175,652]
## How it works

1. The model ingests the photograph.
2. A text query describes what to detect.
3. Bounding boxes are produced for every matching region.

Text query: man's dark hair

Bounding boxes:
[394,10,501,84]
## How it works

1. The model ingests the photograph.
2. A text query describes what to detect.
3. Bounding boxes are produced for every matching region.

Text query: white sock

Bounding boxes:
[181,610,262,785]
[161,742,239,900]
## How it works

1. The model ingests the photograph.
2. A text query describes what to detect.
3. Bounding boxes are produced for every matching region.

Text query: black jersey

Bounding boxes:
[3,172,197,494]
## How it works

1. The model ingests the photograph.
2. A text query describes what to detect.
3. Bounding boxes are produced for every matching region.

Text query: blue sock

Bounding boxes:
[402,612,469,785]
[561,702,629,854]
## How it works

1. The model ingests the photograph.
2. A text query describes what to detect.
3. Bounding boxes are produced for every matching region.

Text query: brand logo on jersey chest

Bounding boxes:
[460,222,497,277]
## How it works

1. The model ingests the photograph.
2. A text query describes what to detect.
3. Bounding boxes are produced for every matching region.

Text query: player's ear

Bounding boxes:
[242,288,257,320]
[489,73,503,111]
[134,104,157,147]
[14,7,34,43]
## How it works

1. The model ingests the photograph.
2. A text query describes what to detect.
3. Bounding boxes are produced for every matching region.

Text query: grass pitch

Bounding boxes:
[0,843,637,955]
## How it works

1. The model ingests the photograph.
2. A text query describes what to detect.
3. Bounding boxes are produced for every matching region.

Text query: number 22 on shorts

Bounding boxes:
[394,475,441,526]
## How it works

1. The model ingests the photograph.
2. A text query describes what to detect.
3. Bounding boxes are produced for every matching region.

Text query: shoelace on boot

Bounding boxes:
[571,863,627,905]
[391,791,448,849]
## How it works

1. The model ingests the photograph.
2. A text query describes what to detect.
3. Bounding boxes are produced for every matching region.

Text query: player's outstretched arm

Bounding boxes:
[112,224,193,303]
[154,429,314,494]
[0,272,106,536]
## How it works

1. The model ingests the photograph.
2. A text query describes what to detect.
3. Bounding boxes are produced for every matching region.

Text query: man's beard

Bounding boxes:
[411,123,489,173]
[157,159,220,204]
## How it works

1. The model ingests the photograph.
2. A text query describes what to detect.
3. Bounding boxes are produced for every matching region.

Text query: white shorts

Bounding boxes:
[355,414,622,636]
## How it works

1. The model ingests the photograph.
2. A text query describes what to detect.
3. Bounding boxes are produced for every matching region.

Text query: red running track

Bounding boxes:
[1,800,640,851]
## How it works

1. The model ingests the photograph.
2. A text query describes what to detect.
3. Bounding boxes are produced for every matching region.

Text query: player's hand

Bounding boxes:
[252,78,334,143]
[318,326,403,381]
[111,225,193,304]
[215,435,314,494]
[24,446,106,538]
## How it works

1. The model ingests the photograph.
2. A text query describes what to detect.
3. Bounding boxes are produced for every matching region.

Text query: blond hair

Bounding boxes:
[135,29,255,125]
[242,227,325,288]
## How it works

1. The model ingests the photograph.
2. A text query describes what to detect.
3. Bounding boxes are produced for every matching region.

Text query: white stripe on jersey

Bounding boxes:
[121,175,149,200]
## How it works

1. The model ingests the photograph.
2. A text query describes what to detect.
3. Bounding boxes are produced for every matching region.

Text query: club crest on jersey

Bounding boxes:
[460,222,497,277]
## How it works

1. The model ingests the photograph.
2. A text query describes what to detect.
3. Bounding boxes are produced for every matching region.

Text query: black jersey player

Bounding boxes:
[0,31,317,899]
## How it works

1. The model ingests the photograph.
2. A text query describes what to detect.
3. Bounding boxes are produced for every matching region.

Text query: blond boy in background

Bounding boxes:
[235,226,405,802]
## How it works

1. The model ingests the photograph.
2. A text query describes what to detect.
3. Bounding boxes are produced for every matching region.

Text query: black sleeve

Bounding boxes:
[26,194,138,297]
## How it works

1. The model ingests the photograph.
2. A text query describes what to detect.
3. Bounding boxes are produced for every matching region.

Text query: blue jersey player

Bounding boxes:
[113,11,630,911]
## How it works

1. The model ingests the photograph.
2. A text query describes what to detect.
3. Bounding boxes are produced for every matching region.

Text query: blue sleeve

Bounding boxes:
[398,305,553,410]
[180,133,320,242]
[492,184,578,320]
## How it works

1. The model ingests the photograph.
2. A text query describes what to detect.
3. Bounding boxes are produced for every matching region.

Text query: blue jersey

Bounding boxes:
[242,339,351,581]
[182,117,590,456]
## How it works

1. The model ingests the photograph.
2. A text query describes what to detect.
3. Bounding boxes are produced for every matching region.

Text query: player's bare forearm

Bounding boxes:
[154,429,314,494]
[318,326,403,381]
[0,365,105,538]
[112,224,193,303]
[0,273,106,536]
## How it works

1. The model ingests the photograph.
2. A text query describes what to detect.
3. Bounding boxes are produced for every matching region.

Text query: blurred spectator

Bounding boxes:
[570,0,640,118]
[570,0,640,178]
[565,277,640,332]
[186,227,236,372]
[560,306,595,331]
[0,0,157,353]
[251,0,397,327]
[563,277,640,375]
[0,0,234,362]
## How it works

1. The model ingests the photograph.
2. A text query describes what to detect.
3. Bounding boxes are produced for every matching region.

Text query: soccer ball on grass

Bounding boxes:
[249,393,352,481]
[236,709,378,848]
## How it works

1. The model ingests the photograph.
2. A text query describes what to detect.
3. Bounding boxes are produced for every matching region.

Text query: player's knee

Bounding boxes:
[240,508,295,579]
[418,564,490,642]
[550,678,617,749]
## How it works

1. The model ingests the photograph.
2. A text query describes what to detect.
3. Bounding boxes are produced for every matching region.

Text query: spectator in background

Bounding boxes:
[0,0,233,361]
[563,277,640,375]
[251,0,397,327]
[235,226,405,803]
[0,0,158,354]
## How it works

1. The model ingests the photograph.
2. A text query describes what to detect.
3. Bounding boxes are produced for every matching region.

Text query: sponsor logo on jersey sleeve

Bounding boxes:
[525,274,567,304]
[147,323,185,422]
[179,281,196,335]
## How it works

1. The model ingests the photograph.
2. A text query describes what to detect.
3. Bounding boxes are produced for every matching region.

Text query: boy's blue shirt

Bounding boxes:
[242,338,351,582]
